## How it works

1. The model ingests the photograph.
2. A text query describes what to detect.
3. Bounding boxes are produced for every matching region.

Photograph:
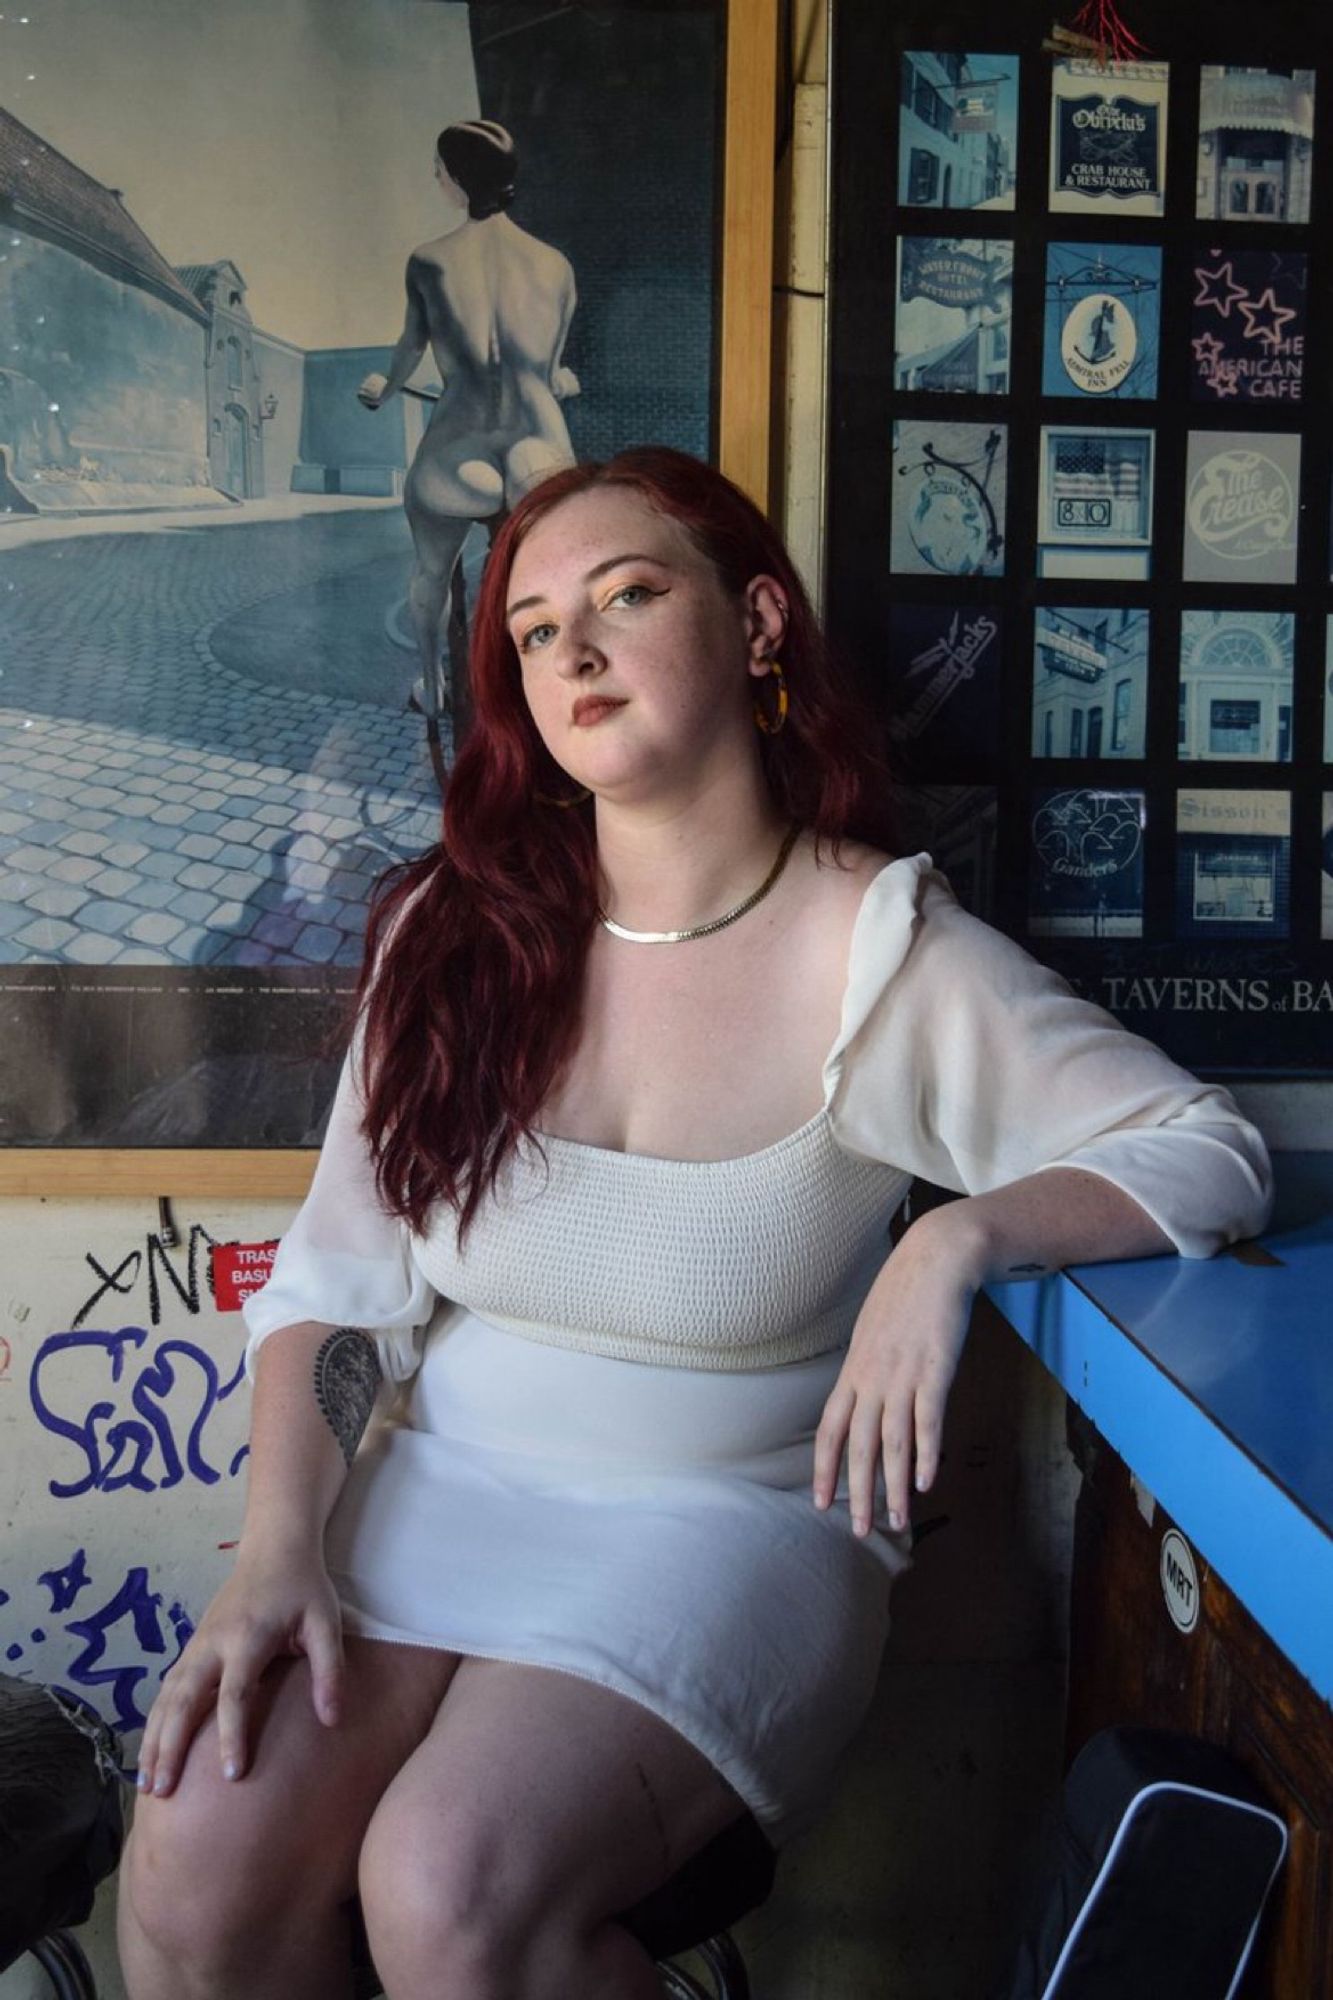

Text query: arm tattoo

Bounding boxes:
[313,1327,382,1467]
[1008,1261,1049,1276]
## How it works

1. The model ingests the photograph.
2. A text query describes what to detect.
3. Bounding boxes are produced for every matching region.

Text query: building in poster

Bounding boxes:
[1031,606,1148,759]
[1323,795,1333,941]
[885,604,1002,771]
[0,105,212,514]
[1049,59,1169,220]
[1176,789,1291,940]
[895,237,1012,393]
[1183,431,1300,586]
[1191,248,1306,405]
[1028,786,1145,937]
[1037,425,1154,580]
[1197,68,1315,223]
[898,52,1018,211]
[891,421,1007,577]
[1042,243,1160,400]
[175,261,275,501]
[1178,611,1294,763]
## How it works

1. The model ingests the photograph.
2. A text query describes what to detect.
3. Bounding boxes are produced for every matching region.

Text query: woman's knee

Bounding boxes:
[119,1782,285,1976]
[359,1794,553,1988]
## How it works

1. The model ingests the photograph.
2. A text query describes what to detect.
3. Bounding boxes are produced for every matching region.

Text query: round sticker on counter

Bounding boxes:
[1160,1528,1200,1633]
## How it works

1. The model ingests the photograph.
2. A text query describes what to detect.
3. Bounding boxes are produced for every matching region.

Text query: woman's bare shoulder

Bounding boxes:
[780,835,898,962]
[809,835,898,902]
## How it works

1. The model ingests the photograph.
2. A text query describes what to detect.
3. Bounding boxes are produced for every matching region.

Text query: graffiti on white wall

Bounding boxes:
[0,1205,265,1753]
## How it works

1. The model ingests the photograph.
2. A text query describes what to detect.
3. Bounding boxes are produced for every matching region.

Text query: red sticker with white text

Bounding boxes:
[212,1241,279,1312]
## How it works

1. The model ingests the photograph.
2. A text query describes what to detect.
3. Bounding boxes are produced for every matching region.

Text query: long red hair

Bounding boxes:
[358,447,895,1236]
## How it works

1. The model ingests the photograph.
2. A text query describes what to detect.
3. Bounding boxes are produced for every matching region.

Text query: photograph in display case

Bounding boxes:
[828,0,1333,1074]
[1037,425,1154,580]
[890,421,1008,577]
[1178,612,1294,763]
[1028,786,1146,937]
[1175,789,1291,939]
[884,604,1003,771]
[1190,248,1307,405]
[1031,607,1148,759]
[1042,242,1161,400]
[1183,431,1301,586]
[894,237,1013,393]
[898,52,1019,210]
[895,786,999,920]
[1196,67,1315,223]
[1049,59,1169,219]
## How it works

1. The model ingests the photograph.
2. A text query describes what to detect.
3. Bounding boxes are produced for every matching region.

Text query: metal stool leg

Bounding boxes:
[659,1962,716,2000]
[29,1929,99,2000]
[658,1929,749,2000]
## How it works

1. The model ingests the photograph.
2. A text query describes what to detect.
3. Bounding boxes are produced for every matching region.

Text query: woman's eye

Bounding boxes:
[608,583,658,609]
[518,621,557,652]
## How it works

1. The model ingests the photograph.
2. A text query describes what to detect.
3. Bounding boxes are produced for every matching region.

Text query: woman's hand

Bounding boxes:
[813,1204,988,1537]
[135,1539,344,1798]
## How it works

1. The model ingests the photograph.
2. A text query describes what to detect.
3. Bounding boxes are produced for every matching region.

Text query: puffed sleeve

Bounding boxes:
[240,1027,435,1382]
[824,857,1273,1258]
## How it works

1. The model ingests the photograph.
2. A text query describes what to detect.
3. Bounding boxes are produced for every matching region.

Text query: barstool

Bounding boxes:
[352,1806,775,2000]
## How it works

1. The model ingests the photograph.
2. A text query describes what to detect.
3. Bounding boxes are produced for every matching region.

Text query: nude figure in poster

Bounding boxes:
[358,120,578,741]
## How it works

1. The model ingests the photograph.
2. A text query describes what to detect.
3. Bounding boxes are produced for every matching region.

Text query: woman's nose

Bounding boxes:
[551,620,605,679]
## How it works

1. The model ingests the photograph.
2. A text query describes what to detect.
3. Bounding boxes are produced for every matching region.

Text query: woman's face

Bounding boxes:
[505,487,784,805]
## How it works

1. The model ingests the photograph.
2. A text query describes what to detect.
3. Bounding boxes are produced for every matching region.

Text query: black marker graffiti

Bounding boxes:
[72,1224,217,1330]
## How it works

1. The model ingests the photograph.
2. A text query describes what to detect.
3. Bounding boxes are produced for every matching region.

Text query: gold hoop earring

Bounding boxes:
[753,658,788,736]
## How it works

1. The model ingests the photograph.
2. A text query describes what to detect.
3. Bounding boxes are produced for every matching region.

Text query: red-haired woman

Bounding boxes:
[118,448,1271,2000]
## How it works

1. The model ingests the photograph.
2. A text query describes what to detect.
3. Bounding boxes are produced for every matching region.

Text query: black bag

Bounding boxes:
[0,1674,126,1973]
[1001,1727,1288,2000]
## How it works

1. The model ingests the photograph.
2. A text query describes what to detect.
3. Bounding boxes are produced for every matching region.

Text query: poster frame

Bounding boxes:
[0,0,779,1198]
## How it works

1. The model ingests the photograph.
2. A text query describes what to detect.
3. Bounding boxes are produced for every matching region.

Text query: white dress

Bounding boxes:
[243,855,1272,1845]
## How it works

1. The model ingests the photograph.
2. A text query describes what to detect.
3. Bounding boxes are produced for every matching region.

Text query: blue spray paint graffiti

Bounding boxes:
[29,1328,248,1498]
[27,1219,251,1497]
[3,1548,197,1734]
[38,1545,93,1612]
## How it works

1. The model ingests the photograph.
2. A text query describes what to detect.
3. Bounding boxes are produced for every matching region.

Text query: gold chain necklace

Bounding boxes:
[598,824,801,944]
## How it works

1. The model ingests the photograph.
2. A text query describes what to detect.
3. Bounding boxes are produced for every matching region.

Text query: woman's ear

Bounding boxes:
[743,576,789,677]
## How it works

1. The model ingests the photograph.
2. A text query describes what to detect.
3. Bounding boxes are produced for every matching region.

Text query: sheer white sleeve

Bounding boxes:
[823,858,1273,1259]
[240,1033,435,1382]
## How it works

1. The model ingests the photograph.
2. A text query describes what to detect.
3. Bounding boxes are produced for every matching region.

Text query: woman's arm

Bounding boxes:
[818,864,1272,1538]
[358,259,431,407]
[814,1167,1175,1539]
[136,1319,382,1798]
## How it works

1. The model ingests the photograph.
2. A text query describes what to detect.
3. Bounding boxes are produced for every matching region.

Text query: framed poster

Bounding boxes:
[0,0,778,1189]
[828,0,1333,1076]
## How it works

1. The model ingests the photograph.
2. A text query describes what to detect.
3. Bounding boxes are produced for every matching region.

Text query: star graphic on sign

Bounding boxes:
[1211,367,1240,399]
[1194,259,1248,317]
[1237,286,1297,349]
[1192,332,1225,367]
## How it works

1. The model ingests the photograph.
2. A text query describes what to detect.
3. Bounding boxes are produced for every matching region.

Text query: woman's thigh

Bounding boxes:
[360,1659,748,1940]
[123,1636,462,1932]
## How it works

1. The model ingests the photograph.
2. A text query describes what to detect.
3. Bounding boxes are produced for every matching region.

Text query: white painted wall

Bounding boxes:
[0,1197,284,2000]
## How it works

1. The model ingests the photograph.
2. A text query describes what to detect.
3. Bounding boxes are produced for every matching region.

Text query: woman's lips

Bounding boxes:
[571,697,627,727]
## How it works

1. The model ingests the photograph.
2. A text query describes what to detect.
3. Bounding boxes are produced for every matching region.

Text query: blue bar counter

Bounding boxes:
[985,1150,1333,1704]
